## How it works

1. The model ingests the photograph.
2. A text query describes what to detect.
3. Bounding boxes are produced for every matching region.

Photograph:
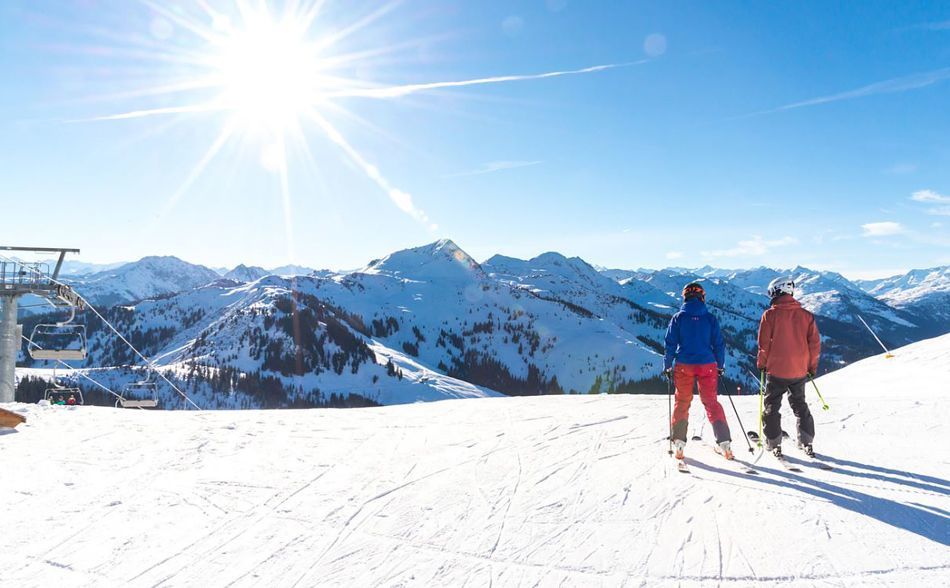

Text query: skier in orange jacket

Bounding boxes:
[757,277,821,458]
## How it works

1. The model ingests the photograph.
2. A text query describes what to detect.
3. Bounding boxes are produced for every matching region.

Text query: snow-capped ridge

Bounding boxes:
[223,264,269,282]
[358,239,483,280]
[63,255,221,307]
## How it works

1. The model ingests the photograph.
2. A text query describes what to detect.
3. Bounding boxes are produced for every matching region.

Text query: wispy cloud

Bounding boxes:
[702,236,797,258]
[910,189,950,216]
[331,62,645,99]
[911,189,950,203]
[749,67,950,116]
[443,160,542,178]
[861,222,904,237]
[885,162,918,175]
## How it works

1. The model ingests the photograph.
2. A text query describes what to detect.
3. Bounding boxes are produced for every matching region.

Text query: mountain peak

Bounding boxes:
[360,239,482,280]
[224,264,269,282]
[136,255,186,266]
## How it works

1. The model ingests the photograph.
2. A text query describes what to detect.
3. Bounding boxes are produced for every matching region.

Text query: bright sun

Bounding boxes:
[84,0,625,234]
[210,16,325,132]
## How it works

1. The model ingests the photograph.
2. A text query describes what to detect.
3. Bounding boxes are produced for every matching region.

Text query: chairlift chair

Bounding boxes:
[43,365,83,405]
[44,384,83,406]
[117,369,160,409]
[28,305,87,361]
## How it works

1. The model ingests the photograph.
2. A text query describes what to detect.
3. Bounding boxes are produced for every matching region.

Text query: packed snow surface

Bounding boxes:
[2,336,949,586]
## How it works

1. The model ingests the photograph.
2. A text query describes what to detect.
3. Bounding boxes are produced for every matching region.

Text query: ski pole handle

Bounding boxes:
[808,376,830,411]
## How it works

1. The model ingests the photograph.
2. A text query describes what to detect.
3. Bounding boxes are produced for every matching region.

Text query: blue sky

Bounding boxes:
[2,1,950,278]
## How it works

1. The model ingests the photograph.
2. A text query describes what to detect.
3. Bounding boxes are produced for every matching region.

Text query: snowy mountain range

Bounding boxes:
[857,266,950,326]
[16,240,950,409]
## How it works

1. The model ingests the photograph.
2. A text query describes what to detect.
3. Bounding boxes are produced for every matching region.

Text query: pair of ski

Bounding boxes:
[674,442,758,475]
[768,450,834,472]
[673,439,833,475]
[746,431,834,472]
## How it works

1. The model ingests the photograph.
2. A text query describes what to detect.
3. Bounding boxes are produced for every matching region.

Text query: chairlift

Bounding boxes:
[43,367,83,405]
[116,369,159,409]
[28,305,87,361]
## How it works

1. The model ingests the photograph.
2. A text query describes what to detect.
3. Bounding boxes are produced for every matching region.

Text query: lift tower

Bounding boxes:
[0,246,83,403]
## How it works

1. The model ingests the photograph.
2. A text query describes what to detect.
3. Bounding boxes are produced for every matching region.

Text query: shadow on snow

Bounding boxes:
[688,458,950,547]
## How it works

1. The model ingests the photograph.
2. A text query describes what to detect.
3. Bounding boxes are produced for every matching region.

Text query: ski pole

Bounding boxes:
[721,380,754,454]
[757,370,765,448]
[666,370,673,455]
[808,375,830,411]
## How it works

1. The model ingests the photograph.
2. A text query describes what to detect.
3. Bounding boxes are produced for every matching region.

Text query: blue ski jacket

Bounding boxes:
[663,299,725,370]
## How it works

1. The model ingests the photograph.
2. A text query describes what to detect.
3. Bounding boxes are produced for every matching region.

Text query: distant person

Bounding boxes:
[66,395,77,406]
[55,396,66,406]
[756,277,821,458]
[663,282,733,460]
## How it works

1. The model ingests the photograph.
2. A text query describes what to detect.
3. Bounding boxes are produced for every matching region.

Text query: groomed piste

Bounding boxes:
[2,335,948,587]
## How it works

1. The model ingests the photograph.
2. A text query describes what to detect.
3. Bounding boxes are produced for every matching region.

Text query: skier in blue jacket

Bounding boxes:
[664,282,733,460]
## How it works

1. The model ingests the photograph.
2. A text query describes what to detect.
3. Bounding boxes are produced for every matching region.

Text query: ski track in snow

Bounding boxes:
[3,339,950,587]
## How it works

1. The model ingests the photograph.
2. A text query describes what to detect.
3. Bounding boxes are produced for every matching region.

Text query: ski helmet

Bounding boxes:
[767,277,795,299]
[682,282,705,302]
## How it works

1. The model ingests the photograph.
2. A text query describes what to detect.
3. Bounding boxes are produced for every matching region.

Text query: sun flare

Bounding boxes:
[80,0,629,236]
[209,14,328,132]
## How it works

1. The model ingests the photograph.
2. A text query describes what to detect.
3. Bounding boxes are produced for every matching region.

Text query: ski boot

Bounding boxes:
[673,439,686,460]
[717,441,734,460]
[798,442,815,458]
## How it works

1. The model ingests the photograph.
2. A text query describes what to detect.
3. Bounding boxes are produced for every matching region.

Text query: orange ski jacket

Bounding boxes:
[756,295,821,379]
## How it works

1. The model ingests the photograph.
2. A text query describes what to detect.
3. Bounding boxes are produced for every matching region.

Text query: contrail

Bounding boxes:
[75,61,643,122]
[71,103,223,122]
[743,67,950,118]
[330,61,646,99]
[442,160,542,178]
[306,108,432,226]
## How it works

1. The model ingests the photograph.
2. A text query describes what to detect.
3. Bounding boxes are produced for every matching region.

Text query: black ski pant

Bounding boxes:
[762,374,815,449]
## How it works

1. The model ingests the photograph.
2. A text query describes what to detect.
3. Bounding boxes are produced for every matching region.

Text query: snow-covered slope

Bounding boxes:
[2,335,947,586]
[597,267,648,282]
[361,238,484,279]
[40,274,503,408]
[64,256,221,307]
[318,242,665,394]
[816,331,950,395]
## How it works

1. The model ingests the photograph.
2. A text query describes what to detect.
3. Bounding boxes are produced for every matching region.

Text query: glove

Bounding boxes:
[807,371,815,379]
[717,367,725,377]
[663,368,673,381]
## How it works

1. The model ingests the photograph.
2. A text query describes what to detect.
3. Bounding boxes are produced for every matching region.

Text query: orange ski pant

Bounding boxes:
[670,362,730,443]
